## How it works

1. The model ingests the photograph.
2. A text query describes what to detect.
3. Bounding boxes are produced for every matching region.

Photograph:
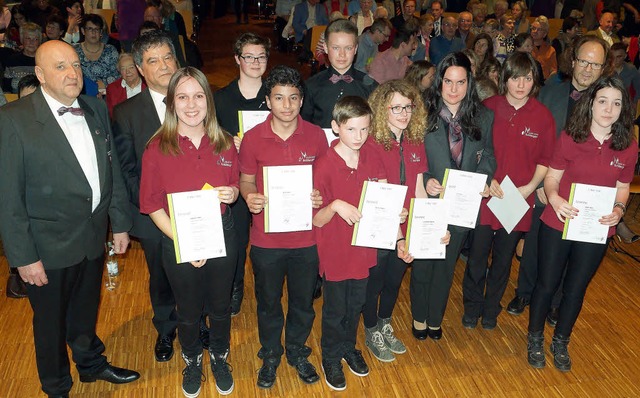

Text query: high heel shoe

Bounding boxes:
[616,221,640,243]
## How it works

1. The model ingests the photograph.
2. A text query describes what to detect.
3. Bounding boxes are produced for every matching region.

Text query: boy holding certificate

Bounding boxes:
[238,65,327,389]
[312,96,386,391]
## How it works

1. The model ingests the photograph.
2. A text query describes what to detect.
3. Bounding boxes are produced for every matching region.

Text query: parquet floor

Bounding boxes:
[1,12,640,398]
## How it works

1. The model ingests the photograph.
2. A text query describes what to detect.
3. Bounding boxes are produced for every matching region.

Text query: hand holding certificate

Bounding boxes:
[487,175,531,234]
[441,169,488,228]
[263,165,313,233]
[167,189,226,264]
[406,198,448,259]
[352,181,408,250]
[562,183,617,244]
[238,110,270,138]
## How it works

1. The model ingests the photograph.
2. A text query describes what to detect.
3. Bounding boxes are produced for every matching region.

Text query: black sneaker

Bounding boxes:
[342,349,369,376]
[256,361,277,389]
[287,357,320,384]
[506,296,530,316]
[550,335,572,372]
[461,314,478,329]
[527,332,545,369]
[181,353,204,398]
[322,360,346,391]
[546,307,559,327]
[210,350,234,395]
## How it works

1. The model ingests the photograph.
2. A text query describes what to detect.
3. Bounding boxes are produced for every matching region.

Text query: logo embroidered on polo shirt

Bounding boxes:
[298,151,316,163]
[521,127,539,138]
[368,177,379,182]
[610,156,625,169]
[217,156,233,167]
[409,152,421,163]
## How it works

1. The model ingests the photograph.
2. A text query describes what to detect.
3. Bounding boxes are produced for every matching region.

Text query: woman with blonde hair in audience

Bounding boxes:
[530,15,557,79]
[463,48,481,77]
[413,14,434,61]
[404,60,436,92]
[511,0,530,34]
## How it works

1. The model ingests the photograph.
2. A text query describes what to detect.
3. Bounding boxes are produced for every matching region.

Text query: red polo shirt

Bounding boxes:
[480,95,556,231]
[313,140,387,281]
[541,131,637,236]
[140,135,240,215]
[369,137,428,235]
[238,114,328,249]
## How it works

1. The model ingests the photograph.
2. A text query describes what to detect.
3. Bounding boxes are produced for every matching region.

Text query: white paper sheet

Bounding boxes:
[263,165,313,233]
[238,110,270,137]
[563,183,617,244]
[322,128,338,145]
[406,198,448,259]
[441,169,487,228]
[486,175,531,234]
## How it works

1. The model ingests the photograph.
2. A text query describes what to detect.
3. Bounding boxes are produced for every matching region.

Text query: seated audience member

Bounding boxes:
[530,16,557,80]
[373,6,388,19]
[487,0,508,20]
[293,0,328,58]
[116,0,145,51]
[457,11,475,48]
[463,48,480,76]
[368,26,416,83]
[106,52,146,118]
[403,59,435,92]
[429,0,443,37]
[25,0,59,30]
[73,14,119,87]
[482,18,499,39]
[478,56,501,86]
[2,22,41,93]
[475,77,498,100]
[355,17,392,72]
[610,42,640,104]
[142,9,188,67]
[512,1,530,34]
[514,32,544,86]
[429,16,465,65]
[390,0,416,31]
[348,0,377,16]
[0,0,9,43]
[61,0,83,44]
[551,17,579,64]
[274,0,298,50]
[3,5,27,48]
[472,32,496,66]
[325,0,349,16]
[470,3,487,35]
[350,0,374,34]
[316,11,347,69]
[412,14,433,61]
[586,9,620,46]
[44,13,66,41]
[147,0,188,38]
[494,12,515,64]
[17,73,40,97]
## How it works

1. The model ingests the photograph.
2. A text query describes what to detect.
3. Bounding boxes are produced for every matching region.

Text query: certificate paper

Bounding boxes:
[237,110,270,138]
[352,181,408,250]
[487,175,531,234]
[562,183,616,244]
[441,169,487,228]
[406,198,448,259]
[322,128,338,145]
[167,189,226,264]
[263,165,313,233]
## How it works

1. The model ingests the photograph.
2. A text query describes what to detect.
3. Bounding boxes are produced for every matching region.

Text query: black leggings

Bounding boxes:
[362,249,408,328]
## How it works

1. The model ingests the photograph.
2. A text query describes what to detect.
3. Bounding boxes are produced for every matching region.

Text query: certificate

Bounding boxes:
[562,183,617,244]
[352,181,408,250]
[167,189,226,263]
[237,110,270,138]
[441,169,487,228]
[322,128,338,145]
[263,165,313,233]
[406,198,448,259]
[487,175,531,234]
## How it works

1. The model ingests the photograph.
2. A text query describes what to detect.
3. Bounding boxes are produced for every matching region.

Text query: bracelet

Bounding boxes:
[613,201,626,216]
[396,238,406,244]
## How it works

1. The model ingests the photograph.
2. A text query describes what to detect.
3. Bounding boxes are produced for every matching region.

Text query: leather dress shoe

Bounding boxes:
[427,327,443,340]
[79,364,140,384]
[412,324,428,340]
[546,307,559,327]
[48,395,69,398]
[155,333,175,362]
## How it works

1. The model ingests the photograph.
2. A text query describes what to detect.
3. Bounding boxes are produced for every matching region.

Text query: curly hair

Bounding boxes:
[565,76,634,151]
[369,80,427,151]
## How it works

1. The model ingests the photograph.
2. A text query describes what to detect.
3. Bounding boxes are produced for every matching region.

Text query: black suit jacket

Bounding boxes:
[538,80,571,137]
[0,89,132,270]
[112,88,163,240]
[423,106,496,232]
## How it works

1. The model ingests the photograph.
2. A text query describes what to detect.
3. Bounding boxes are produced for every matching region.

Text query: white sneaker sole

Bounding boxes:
[182,386,201,398]
[341,358,369,377]
[216,382,234,395]
[321,364,346,391]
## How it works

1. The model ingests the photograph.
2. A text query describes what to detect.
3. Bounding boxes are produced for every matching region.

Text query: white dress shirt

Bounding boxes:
[149,88,167,124]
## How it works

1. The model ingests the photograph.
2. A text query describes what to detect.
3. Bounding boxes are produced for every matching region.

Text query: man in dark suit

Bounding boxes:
[0,40,139,398]
[112,30,180,363]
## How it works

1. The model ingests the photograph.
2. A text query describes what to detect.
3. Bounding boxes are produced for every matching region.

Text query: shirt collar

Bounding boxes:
[40,86,80,116]
[328,65,355,77]
[258,114,307,140]
[121,77,142,90]
[149,87,166,103]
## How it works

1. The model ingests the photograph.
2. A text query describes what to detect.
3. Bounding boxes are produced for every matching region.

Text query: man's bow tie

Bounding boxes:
[57,106,85,116]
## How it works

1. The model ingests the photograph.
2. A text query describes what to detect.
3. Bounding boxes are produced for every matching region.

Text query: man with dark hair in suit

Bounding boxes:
[0,39,139,398]
[112,30,181,363]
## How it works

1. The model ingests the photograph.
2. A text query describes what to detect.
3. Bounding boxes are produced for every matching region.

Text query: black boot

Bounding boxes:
[550,334,572,372]
[527,331,545,368]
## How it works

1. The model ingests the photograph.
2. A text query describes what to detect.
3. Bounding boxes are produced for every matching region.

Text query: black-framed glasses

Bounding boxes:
[575,58,603,70]
[239,55,268,64]
[389,104,416,114]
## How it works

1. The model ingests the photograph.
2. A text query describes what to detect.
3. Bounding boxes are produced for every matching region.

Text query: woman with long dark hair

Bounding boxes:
[410,52,496,340]
[527,76,636,372]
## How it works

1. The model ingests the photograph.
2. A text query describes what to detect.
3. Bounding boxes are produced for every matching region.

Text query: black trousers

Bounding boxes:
[26,256,109,396]
[515,204,564,307]
[463,225,523,319]
[230,196,250,291]
[161,223,238,357]
[410,229,467,327]
[139,234,178,337]
[250,245,319,363]
[234,0,250,19]
[528,223,608,337]
[362,249,408,328]
[321,278,368,362]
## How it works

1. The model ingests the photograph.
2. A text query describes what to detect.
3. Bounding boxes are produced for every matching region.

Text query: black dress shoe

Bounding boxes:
[48,395,69,398]
[287,357,320,384]
[506,296,530,316]
[412,325,428,340]
[427,327,443,340]
[79,364,140,384]
[546,307,559,327]
[155,333,175,362]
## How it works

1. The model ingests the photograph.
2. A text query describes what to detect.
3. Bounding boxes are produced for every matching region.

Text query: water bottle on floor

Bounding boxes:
[105,241,119,290]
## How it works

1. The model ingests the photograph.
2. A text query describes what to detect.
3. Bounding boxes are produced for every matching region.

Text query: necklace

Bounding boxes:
[83,42,101,54]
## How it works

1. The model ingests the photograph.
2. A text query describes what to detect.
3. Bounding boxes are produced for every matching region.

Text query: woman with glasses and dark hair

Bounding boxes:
[461,52,556,330]
[73,13,119,87]
[526,76,636,372]
[410,52,496,341]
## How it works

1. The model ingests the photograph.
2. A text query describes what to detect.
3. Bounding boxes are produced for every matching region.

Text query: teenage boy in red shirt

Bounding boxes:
[238,65,327,389]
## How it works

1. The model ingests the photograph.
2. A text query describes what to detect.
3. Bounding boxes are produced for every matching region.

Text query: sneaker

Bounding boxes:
[342,349,369,376]
[550,335,572,372]
[462,314,478,329]
[365,327,395,362]
[527,332,545,369]
[287,357,320,384]
[256,361,277,389]
[506,296,530,316]
[322,360,346,391]
[181,353,204,398]
[210,350,234,395]
[378,318,406,354]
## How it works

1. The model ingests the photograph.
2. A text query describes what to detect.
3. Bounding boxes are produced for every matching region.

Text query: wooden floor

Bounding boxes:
[2,12,640,398]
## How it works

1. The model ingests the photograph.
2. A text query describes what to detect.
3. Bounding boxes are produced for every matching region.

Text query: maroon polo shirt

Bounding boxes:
[313,140,387,281]
[238,114,328,249]
[480,95,556,231]
[140,135,240,215]
[541,131,637,236]
[369,137,428,235]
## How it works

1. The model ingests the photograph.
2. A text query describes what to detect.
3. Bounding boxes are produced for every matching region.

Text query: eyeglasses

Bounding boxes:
[389,104,416,114]
[84,27,101,34]
[575,58,603,70]
[239,55,268,64]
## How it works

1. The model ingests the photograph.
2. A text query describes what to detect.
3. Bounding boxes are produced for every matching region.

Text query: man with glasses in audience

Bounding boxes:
[355,18,392,73]
[429,15,465,65]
